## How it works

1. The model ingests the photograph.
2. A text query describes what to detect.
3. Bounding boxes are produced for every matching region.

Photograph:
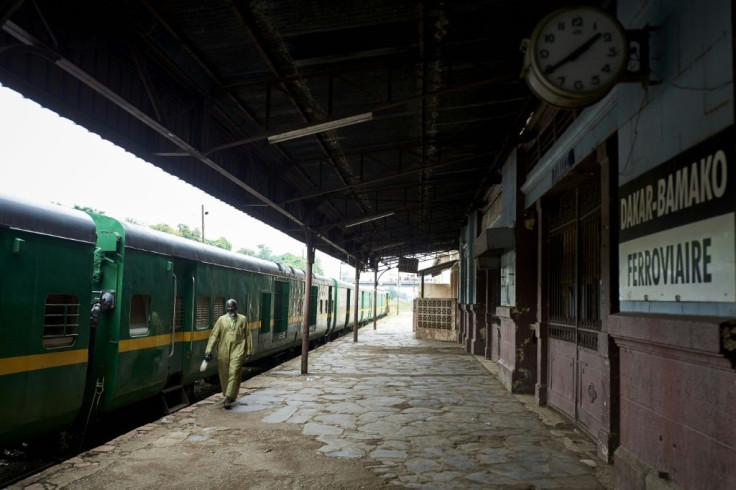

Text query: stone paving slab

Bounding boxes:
[231,313,614,489]
[11,312,613,489]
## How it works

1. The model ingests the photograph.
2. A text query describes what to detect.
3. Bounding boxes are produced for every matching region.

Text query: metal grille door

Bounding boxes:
[546,177,602,423]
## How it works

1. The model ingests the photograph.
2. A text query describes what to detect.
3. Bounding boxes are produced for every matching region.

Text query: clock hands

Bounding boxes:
[544,32,602,74]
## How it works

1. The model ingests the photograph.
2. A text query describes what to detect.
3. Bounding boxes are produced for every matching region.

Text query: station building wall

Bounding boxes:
[476,0,736,488]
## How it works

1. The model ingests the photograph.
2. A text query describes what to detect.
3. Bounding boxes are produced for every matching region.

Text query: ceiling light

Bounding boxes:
[344,210,395,228]
[373,242,405,252]
[268,112,373,144]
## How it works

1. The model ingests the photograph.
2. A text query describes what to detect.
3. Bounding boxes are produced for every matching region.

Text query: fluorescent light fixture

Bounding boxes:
[373,242,405,252]
[268,112,373,144]
[344,210,395,228]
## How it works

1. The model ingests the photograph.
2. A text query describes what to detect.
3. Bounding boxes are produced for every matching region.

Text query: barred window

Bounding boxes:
[174,296,184,330]
[43,294,79,348]
[213,296,225,319]
[196,296,210,329]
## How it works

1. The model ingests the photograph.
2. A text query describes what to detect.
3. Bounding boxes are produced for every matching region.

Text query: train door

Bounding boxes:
[258,291,272,342]
[273,281,289,341]
[359,291,365,323]
[326,285,334,332]
[345,288,352,327]
[309,285,318,332]
[108,248,175,409]
[174,260,198,384]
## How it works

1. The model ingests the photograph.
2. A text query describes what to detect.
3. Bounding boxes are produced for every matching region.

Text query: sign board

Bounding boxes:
[618,127,735,302]
[398,257,419,273]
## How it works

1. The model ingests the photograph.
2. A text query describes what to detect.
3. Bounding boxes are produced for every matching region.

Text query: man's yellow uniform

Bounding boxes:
[205,301,253,404]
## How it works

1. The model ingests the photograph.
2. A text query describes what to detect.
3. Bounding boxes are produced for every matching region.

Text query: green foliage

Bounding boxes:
[177,224,201,241]
[312,257,324,275]
[206,236,232,251]
[72,206,314,266]
[256,244,274,261]
[151,223,177,234]
[149,223,231,251]
[236,245,323,274]
[279,252,303,269]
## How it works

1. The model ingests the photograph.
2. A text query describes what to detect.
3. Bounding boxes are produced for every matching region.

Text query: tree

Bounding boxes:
[206,236,232,251]
[256,244,275,261]
[275,252,324,275]
[313,256,324,275]
[236,247,256,256]
[177,224,201,241]
[235,247,323,274]
[151,223,177,235]
[278,252,301,269]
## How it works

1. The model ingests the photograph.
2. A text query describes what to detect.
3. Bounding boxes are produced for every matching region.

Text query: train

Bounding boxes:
[0,192,389,446]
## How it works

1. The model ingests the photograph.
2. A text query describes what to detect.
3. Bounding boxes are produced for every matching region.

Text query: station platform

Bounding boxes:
[10,312,613,489]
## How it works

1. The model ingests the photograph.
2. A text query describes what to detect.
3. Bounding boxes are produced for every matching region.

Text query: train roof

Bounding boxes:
[0,193,97,243]
[109,217,330,282]
[0,193,333,283]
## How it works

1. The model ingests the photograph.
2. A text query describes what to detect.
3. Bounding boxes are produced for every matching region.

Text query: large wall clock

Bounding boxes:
[522,6,629,108]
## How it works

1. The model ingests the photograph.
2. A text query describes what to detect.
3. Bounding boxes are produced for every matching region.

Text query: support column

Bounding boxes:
[301,231,315,375]
[464,304,473,352]
[464,304,475,352]
[457,303,466,344]
[373,268,378,330]
[471,303,486,356]
[353,261,360,342]
[534,199,548,405]
[597,140,619,462]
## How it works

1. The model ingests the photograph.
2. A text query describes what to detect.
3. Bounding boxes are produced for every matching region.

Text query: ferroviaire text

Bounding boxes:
[626,237,712,287]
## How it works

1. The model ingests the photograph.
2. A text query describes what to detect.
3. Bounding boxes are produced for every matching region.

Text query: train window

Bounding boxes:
[42,294,79,348]
[213,296,225,319]
[320,299,323,314]
[129,295,150,336]
[195,296,209,329]
[174,296,184,330]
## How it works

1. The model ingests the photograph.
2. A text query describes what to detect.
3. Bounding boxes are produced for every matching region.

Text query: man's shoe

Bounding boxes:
[223,397,235,409]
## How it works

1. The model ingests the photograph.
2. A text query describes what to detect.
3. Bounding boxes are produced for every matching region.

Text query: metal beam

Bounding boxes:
[1,19,352,259]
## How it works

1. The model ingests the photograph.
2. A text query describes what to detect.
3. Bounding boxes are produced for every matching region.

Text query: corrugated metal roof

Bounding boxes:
[0,0,596,267]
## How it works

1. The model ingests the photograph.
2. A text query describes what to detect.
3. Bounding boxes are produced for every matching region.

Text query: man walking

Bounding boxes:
[204,299,252,409]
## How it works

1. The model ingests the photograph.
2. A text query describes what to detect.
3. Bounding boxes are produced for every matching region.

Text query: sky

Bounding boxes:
[0,84,349,279]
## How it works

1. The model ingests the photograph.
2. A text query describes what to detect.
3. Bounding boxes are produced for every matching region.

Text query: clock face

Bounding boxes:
[526,7,628,107]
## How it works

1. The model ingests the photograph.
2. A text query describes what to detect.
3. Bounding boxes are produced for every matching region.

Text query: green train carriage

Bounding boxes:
[0,196,96,444]
[88,215,337,413]
[1,193,389,447]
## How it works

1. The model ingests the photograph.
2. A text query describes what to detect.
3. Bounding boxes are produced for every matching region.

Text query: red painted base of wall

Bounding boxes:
[609,313,735,490]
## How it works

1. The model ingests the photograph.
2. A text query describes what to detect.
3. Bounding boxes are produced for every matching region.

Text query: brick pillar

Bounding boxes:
[457,303,466,344]
[464,304,474,353]
[484,309,493,359]
[471,303,486,356]
[533,322,548,405]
